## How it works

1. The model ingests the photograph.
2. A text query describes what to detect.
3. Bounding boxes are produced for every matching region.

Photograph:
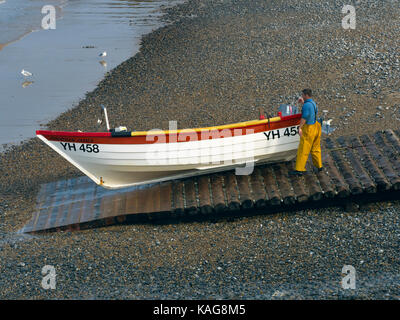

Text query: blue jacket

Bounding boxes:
[302,98,318,125]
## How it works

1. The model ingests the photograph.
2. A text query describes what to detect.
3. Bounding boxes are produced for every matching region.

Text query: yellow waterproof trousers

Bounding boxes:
[295,121,322,171]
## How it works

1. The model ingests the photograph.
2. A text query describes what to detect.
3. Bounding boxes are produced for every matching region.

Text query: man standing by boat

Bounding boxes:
[289,89,323,176]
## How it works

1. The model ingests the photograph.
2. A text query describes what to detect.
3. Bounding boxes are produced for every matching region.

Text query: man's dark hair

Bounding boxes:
[302,89,312,97]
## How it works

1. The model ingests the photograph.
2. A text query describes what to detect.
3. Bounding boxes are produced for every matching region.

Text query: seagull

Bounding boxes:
[97,118,102,125]
[21,69,33,77]
[323,119,333,126]
[99,51,107,58]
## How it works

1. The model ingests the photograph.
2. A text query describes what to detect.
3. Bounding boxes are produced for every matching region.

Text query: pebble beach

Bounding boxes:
[0,0,400,299]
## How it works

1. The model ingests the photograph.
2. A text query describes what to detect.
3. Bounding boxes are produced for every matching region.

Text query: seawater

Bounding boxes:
[0,0,181,149]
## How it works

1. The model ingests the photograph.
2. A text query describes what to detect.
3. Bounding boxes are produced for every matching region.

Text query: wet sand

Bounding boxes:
[0,0,400,299]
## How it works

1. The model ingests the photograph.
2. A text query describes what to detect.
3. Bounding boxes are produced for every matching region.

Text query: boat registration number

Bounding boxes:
[60,142,100,153]
[263,126,299,141]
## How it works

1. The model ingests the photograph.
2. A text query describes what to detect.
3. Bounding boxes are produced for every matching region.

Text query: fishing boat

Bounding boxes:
[36,109,301,189]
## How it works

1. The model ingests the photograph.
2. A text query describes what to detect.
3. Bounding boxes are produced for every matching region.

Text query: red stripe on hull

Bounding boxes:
[37,114,301,144]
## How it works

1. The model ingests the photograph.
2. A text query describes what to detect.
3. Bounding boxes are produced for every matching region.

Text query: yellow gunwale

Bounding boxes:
[130,116,282,136]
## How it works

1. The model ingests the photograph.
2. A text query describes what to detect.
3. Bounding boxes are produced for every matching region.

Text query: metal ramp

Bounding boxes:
[21,129,400,233]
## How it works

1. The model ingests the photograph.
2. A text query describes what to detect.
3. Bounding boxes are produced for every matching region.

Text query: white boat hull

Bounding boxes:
[37,124,300,189]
